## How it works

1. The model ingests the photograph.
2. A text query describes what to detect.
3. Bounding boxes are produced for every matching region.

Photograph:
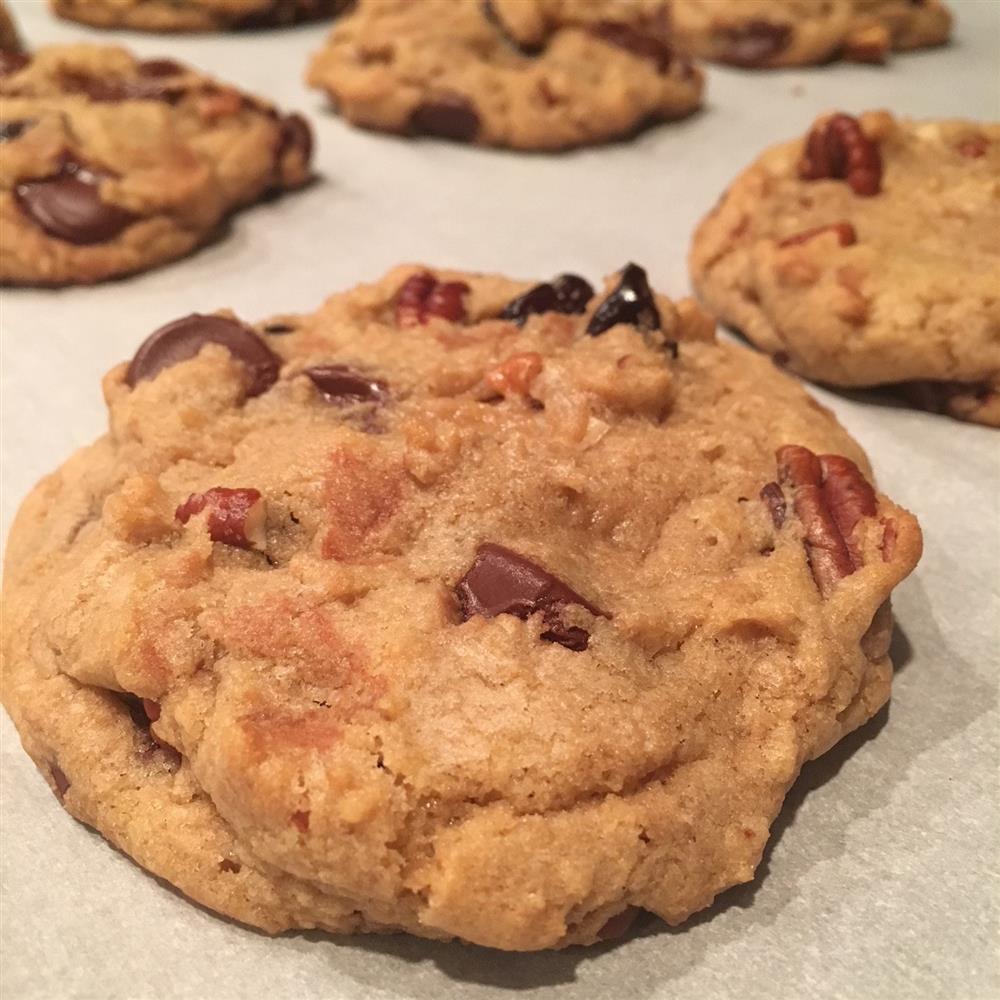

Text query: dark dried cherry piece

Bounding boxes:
[586,263,661,336]
[500,272,594,325]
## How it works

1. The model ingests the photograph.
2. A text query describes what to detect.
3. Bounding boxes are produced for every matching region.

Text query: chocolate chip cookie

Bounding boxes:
[0,44,312,285]
[690,111,1000,426]
[2,264,921,950]
[307,0,704,149]
[50,0,342,32]
[671,0,952,67]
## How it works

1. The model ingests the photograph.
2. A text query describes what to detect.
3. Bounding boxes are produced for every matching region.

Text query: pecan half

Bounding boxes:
[776,445,877,596]
[798,113,882,196]
[778,221,857,248]
[395,272,469,327]
[176,487,266,550]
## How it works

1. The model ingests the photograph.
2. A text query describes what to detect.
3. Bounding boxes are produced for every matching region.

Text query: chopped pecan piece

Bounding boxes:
[395,272,469,327]
[778,222,857,248]
[759,481,786,528]
[176,487,266,550]
[776,445,877,596]
[484,351,543,397]
[957,135,989,158]
[798,113,882,196]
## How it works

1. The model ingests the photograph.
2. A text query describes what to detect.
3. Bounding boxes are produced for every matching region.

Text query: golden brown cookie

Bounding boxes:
[0,44,312,285]
[50,0,343,32]
[307,0,704,150]
[2,265,921,950]
[690,111,1000,426]
[671,0,952,68]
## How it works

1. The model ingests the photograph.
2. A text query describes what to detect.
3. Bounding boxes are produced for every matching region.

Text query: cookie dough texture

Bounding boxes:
[50,0,342,32]
[2,266,921,950]
[671,0,952,67]
[690,111,1000,426]
[0,44,312,285]
[307,0,704,149]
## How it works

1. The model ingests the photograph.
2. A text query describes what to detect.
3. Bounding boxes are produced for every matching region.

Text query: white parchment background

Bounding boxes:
[1,1,998,998]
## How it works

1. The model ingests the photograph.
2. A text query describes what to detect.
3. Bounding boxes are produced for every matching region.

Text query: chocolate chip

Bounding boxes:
[586,263,661,336]
[501,273,595,325]
[263,322,296,335]
[50,764,71,800]
[137,58,185,77]
[719,21,792,67]
[455,543,603,651]
[0,119,33,142]
[589,21,673,72]
[126,314,280,396]
[15,162,138,244]
[278,112,313,162]
[409,94,480,142]
[305,365,387,404]
[0,50,29,76]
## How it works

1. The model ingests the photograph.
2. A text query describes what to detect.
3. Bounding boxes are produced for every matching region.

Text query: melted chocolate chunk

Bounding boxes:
[409,94,480,142]
[0,50,30,76]
[586,263,661,336]
[501,273,595,325]
[0,119,34,142]
[15,162,138,244]
[455,543,603,651]
[126,314,280,396]
[305,364,387,404]
[589,21,673,72]
[719,21,792,67]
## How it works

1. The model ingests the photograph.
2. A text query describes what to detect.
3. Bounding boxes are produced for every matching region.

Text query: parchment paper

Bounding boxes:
[2,2,998,997]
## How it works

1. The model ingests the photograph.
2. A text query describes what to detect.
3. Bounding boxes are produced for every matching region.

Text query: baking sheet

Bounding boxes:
[1,1,998,997]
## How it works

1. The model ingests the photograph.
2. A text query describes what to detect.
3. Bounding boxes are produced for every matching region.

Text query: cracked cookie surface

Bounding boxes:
[2,265,921,950]
[50,0,343,32]
[690,111,1000,426]
[0,44,312,285]
[307,0,703,150]
[671,0,951,67]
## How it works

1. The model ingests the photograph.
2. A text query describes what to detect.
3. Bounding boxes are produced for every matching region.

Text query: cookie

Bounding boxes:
[0,1,23,57]
[671,0,952,67]
[0,44,312,285]
[306,0,704,150]
[50,0,343,32]
[2,264,921,950]
[690,111,1000,426]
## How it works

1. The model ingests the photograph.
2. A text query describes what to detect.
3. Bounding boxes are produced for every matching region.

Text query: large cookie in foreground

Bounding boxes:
[307,0,703,150]
[50,0,342,32]
[690,111,1000,426]
[2,265,921,950]
[1,44,312,286]
[671,0,951,68]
